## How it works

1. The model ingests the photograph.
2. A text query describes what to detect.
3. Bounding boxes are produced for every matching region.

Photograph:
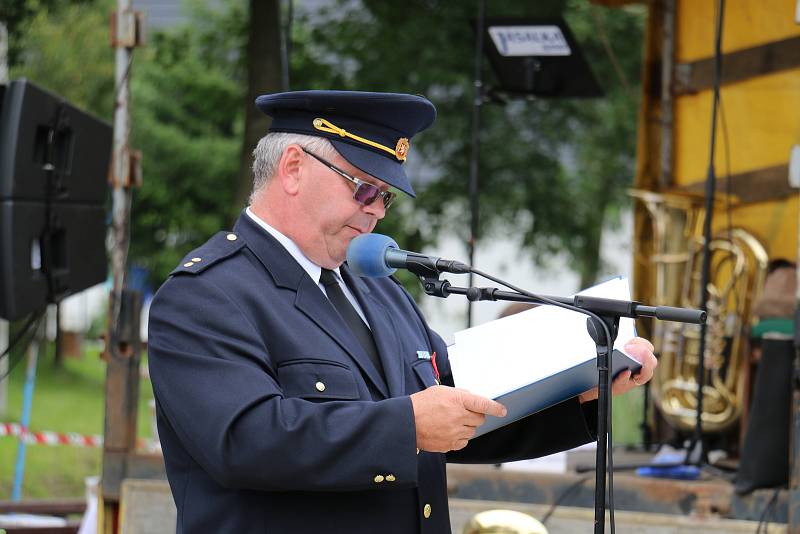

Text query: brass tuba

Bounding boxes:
[631,190,768,432]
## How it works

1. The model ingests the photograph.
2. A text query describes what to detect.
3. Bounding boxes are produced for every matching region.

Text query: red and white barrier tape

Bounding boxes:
[0,422,159,450]
[1,422,103,447]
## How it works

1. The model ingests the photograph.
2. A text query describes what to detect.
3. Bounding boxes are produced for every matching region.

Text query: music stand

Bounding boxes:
[466,12,604,326]
[481,17,603,98]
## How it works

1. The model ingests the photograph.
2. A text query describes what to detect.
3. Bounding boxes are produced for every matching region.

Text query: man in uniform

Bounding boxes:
[148,90,656,533]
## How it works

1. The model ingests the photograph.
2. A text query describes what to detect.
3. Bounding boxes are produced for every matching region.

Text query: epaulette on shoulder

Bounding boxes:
[169,231,245,276]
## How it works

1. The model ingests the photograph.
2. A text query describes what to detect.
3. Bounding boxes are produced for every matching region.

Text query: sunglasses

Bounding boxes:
[302,148,396,209]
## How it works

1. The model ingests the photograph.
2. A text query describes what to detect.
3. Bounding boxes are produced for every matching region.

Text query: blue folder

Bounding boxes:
[475,349,642,437]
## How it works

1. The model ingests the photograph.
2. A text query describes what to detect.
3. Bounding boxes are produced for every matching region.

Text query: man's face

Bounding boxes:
[295,149,388,268]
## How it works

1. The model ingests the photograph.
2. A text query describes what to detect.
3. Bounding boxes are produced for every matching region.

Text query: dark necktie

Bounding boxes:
[319,268,384,378]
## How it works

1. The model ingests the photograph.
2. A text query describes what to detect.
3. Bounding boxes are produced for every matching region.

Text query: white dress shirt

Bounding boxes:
[245,208,371,327]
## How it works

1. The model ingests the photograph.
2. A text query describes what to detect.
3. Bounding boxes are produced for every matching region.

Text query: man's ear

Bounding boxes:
[276,144,305,195]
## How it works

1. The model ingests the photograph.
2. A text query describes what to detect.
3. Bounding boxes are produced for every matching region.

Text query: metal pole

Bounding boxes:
[102,2,142,530]
[791,135,800,533]
[787,178,800,534]
[791,177,800,533]
[11,324,42,501]
[688,0,725,466]
[0,21,9,417]
[0,20,7,84]
[466,0,486,328]
[111,0,133,301]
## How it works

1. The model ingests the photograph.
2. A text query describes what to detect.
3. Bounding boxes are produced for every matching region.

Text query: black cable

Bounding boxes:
[469,267,618,533]
[718,96,741,320]
[608,373,615,534]
[720,98,733,238]
[113,53,134,105]
[755,487,780,534]
[0,308,46,380]
[688,0,726,468]
[42,109,58,305]
[466,0,486,328]
[540,475,591,525]
[0,309,46,362]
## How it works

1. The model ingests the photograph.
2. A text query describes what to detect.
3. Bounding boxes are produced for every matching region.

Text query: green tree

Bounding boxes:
[300,0,644,287]
[7,0,114,119]
[1,1,96,67]
[9,0,645,290]
[129,9,245,283]
[234,0,285,212]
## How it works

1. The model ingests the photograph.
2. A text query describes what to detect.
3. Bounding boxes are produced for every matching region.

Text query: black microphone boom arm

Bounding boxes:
[419,278,706,325]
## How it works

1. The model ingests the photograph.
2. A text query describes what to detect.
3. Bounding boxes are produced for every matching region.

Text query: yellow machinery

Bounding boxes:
[631,0,799,436]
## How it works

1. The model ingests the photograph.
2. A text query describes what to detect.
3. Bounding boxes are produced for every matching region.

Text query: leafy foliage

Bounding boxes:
[1,1,96,66]
[7,1,115,119]
[129,16,245,283]
[300,0,645,286]
[7,0,645,289]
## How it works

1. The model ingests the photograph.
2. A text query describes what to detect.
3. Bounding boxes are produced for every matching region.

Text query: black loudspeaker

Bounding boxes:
[735,337,793,494]
[0,80,111,204]
[0,80,112,320]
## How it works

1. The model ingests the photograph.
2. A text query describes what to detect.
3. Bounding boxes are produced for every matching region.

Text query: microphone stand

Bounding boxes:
[415,272,705,534]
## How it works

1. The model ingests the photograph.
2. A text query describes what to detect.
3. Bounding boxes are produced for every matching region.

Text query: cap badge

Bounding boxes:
[395,138,409,161]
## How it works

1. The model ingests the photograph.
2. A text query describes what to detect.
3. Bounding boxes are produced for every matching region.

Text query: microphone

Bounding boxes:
[346,233,470,278]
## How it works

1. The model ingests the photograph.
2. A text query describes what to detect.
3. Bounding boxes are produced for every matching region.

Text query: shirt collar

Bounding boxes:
[245,207,342,285]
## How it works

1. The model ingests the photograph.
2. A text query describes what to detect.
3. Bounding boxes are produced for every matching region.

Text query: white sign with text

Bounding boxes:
[488,25,571,57]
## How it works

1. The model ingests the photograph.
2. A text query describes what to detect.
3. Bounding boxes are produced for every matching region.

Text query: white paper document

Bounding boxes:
[448,276,637,400]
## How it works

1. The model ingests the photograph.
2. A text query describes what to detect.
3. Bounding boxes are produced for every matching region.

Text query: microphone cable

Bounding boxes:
[349,231,628,530]
[467,266,619,534]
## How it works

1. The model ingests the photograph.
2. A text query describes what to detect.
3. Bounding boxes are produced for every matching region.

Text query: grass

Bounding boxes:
[0,341,154,499]
[611,386,646,446]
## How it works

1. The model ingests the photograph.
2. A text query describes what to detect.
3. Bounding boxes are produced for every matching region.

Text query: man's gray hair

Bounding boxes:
[249,132,336,204]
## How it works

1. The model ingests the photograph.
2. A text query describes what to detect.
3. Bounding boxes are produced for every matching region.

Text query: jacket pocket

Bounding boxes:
[410,359,439,388]
[277,358,360,400]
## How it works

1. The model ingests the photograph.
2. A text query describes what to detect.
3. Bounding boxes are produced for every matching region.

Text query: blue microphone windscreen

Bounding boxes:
[347,233,399,277]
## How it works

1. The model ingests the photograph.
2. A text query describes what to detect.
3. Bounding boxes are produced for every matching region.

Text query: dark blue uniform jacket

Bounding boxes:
[148,213,597,533]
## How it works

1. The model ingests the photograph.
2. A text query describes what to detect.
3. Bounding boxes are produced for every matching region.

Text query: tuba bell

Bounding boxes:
[631,190,768,433]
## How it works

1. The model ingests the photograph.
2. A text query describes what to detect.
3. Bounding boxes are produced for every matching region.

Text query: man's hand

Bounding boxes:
[409,386,507,453]
[578,337,657,403]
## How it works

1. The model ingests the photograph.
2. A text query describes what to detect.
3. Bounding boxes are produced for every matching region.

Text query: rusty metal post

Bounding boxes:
[102,2,144,532]
[658,0,675,191]
[0,21,7,84]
